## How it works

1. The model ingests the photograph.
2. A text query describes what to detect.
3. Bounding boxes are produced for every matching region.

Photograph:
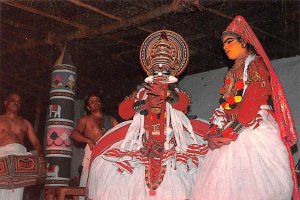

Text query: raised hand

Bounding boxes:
[144,82,168,99]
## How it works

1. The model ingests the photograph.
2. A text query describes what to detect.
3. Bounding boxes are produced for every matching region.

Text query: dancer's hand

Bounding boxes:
[144,82,168,99]
[207,134,232,150]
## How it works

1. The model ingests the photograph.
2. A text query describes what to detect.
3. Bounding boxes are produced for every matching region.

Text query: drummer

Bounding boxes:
[0,92,43,200]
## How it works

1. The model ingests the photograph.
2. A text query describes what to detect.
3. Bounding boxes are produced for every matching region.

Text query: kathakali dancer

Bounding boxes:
[87,30,209,200]
[192,16,298,200]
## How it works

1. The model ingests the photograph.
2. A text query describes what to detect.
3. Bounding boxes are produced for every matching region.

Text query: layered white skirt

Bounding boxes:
[87,124,207,200]
[191,110,293,200]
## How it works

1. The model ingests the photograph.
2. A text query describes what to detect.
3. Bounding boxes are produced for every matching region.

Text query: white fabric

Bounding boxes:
[87,87,208,199]
[88,131,206,200]
[79,144,92,187]
[120,88,198,153]
[191,110,293,200]
[242,54,255,96]
[80,122,130,188]
[0,143,30,200]
[80,122,132,200]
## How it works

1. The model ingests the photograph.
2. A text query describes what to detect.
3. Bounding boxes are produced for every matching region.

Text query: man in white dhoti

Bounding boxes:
[0,92,43,200]
[71,94,118,192]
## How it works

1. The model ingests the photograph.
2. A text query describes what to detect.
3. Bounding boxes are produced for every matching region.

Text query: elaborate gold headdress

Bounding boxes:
[140,30,189,77]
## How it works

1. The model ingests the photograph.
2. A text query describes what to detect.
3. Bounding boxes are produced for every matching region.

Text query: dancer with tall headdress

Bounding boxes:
[86,30,209,200]
[192,16,298,200]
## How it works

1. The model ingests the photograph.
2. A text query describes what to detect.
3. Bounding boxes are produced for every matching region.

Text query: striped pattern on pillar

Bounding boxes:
[45,45,76,187]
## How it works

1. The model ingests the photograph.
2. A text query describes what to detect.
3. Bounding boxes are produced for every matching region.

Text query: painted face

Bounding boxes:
[5,93,21,113]
[222,35,248,60]
[152,64,171,82]
[87,96,102,111]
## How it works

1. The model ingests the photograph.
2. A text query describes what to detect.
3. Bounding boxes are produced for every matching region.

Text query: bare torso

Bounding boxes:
[82,115,104,143]
[0,115,28,146]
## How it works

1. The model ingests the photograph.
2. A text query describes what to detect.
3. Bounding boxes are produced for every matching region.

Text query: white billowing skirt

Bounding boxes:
[191,110,293,200]
[87,124,207,200]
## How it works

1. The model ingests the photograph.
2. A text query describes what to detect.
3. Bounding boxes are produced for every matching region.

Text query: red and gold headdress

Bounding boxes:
[223,16,298,199]
[223,15,297,146]
[140,30,189,77]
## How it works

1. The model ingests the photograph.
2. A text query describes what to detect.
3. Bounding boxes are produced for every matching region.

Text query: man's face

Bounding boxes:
[222,35,248,60]
[152,64,171,83]
[87,96,102,112]
[5,93,21,114]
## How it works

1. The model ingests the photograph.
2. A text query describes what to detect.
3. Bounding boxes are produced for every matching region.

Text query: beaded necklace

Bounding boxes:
[219,55,248,110]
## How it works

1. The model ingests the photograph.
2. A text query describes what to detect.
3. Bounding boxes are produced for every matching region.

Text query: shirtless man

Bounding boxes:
[71,94,118,188]
[0,92,43,200]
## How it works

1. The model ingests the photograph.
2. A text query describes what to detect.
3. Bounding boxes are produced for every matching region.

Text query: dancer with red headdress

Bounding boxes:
[87,30,209,200]
[192,16,298,200]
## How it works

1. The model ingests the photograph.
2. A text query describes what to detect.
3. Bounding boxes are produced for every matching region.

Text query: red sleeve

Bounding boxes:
[237,57,272,126]
[118,97,135,120]
[119,89,146,120]
[171,91,190,114]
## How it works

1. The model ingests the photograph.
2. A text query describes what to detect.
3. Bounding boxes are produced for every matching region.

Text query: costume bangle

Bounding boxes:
[228,120,244,133]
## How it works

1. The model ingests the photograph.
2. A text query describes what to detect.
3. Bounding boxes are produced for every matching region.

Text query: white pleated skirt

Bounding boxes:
[191,110,293,200]
[87,134,206,200]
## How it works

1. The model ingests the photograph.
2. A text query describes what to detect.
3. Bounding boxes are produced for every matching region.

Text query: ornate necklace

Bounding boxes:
[219,56,247,110]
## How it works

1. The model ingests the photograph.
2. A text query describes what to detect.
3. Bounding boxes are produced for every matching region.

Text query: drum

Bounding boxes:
[0,153,46,189]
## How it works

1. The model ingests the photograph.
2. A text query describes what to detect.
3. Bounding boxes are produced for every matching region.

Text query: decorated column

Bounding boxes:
[45,46,76,187]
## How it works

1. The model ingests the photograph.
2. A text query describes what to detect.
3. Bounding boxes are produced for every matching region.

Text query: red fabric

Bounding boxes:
[118,98,135,120]
[236,57,272,126]
[225,15,298,199]
[172,92,189,113]
[118,89,189,120]
[90,119,209,167]
[225,15,297,146]
[90,124,130,165]
[222,127,238,140]
[190,119,210,137]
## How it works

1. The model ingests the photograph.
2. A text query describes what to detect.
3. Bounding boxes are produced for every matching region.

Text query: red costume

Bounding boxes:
[192,16,298,200]
[87,30,209,200]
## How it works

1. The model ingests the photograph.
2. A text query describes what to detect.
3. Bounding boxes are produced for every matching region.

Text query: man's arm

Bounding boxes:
[71,117,95,149]
[110,116,118,127]
[25,119,43,156]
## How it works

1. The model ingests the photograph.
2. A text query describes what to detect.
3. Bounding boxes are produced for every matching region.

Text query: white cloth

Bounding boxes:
[80,144,92,187]
[0,143,30,200]
[87,121,207,200]
[191,110,293,200]
[79,145,92,200]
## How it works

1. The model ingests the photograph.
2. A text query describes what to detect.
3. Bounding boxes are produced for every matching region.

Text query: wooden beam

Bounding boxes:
[2,0,87,29]
[1,18,35,31]
[67,0,121,21]
[2,0,195,54]
[0,37,53,66]
[68,0,220,59]
[67,0,153,34]
[1,0,139,55]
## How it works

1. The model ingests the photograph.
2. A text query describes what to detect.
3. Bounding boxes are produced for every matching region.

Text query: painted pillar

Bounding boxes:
[45,46,76,187]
